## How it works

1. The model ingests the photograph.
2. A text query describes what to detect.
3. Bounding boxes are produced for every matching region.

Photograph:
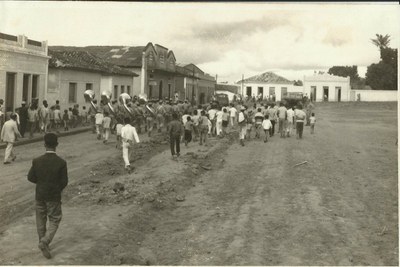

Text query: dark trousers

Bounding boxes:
[20,120,27,137]
[296,121,304,138]
[184,130,192,144]
[170,134,181,156]
[36,200,62,245]
[270,120,276,136]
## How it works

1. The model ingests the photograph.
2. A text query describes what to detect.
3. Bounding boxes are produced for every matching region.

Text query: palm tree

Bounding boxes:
[371,34,391,49]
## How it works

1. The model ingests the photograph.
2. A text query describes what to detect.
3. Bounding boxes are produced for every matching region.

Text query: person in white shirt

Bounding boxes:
[294,105,307,139]
[229,103,237,128]
[238,106,247,146]
[262,114,273,142]
[215,108,224,137]
[121,117,140,172]
[254,108,264,139]
[310,112,316,134]
[95,111,104,140]
[207,106,217,136]
[286,107,295,137]
[1,114,21,164]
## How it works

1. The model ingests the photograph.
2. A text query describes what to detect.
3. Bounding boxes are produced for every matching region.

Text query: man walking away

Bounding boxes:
[168,112,183,158]
[1,114,21,164]
[19,101,29,138]
[254,108,264,139]
[277,102,287,138]
[27,133,68,259]
[295,105,306,139]
[286,106,294,137]
[238,106,247,146]
[262,115,272,143]
[121,117,140,173]
[28,105,39,138]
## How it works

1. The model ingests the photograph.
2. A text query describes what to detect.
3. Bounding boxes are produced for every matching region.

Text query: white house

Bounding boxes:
[236,72,295,102]
[303,73,351,102]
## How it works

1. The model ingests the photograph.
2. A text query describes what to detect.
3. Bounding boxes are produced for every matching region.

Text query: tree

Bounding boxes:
[366,34,398,90]
[371,34,391,50]
[328,65,362,89]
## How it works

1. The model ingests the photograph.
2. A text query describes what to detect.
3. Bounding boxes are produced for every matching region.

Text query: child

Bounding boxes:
[102,111,111,143]
[81,106,88,126]
[199,110,209,146]
[192,110,200,142]
[168,112,183,158]
[62,110,69,131]
[184,116,194,146]
[221,108,229,137]
[54,106,61,132]
[310,112,316,134]
[115,118,124,149]
[262,114,272,143]
[95,111,104,140]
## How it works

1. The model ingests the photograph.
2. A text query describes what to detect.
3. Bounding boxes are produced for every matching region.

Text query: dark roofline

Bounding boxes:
[154,43,168,50]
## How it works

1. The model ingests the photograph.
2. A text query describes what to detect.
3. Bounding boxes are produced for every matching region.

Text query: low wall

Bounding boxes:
[350,90,398,102]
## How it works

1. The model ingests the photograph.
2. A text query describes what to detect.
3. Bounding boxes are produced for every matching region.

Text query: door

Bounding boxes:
[281,87,288,99]
[258,87,263,98]
[168,84,171,99]
[311,86,316,102]
[323,86,329,101]
[159,80,163,100]
[246,87,251,97]
[6,73,16,112]
[32,75,39,100]
[23,74,30,102]
[336,87,341,102]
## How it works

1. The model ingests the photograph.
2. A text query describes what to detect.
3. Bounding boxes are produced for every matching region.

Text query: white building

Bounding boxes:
[0,32,49,112]
[237,72,295,102]
[303,73,351,102]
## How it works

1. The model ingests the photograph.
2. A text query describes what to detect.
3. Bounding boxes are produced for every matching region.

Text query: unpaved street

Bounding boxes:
[0,102,397,265]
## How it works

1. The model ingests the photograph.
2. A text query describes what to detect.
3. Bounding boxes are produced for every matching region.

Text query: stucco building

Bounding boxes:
[303,73,351,102]
[237,72,295,102]
[0,32,49,112]
[47,49,137,109]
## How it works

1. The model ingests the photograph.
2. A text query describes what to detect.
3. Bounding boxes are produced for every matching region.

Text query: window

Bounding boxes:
[127,86,131,95]
[246,86,252,96]
[160,54,165,64]
[121,85,125,94]
[257,87,263,96]
[86,83,93,90]
[269,87,275,96]
[69,83,77,103]
[114,85,118,99]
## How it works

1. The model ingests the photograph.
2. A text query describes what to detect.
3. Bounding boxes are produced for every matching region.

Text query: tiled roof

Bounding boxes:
[48,49,137,76]
[50,46,146,67]
[240,72,293,84]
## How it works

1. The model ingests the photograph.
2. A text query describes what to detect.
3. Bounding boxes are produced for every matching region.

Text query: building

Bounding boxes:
[175,63,216,105]
[51,43,177,100]
[303,73,351,102]
[0,32,49,112]
[47,49,137,109]
[237,72,295,102]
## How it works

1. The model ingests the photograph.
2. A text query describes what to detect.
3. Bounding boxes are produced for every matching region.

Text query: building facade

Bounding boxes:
[47,50,136,109]
[0,32,49,112]
[303,73,351,102]
[237,72,295,102]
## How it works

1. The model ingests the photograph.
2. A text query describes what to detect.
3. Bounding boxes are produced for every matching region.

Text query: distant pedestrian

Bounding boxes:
[221,108,229,137]
[286,106,294,137]
[62,110,69,131]
[39,101,50,134]
[0,99,4,133]
[27,133,68,259]
[295,105,306,139]
[95,111,104,140]
[262,114,272,143]
[198,110,209,146]
[310,112,316,134]
[254,108,264,139]
[168,112,183,158]
[277,102,287,138]
[184,116,194,146]
[238,106,247,146]
[268,103,277,136]
[102,111,111,143]
[18,101,29,138]
[48,106,55,132]
[81,106,88,126]
[28,105,39,138]
[1,114,21,164]
[192,109,200,142]
[54,106,62,132]
[121,117,140,172]
[215,108,223,137]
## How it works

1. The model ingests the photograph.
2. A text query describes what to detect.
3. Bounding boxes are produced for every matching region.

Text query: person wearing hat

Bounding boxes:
[238,106,247,146]
[1,113,21,164]
[18,101,29,138]
[27,133,68,259]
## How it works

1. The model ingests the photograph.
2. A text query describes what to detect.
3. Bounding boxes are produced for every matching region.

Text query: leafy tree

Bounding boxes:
[328,65,362,89]
[371,34,391,49]
[366,34,397,90]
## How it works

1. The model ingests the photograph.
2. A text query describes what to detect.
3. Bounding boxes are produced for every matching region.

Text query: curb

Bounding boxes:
[0,127,91,149]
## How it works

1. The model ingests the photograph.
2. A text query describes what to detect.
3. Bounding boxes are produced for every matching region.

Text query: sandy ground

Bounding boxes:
[0,102,397,265]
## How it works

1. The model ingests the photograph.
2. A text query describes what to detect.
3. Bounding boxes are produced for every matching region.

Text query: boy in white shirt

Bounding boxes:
[121,117,140,173]
[310,112,316,134]
[95,111,104,140]
[262,115,273,143]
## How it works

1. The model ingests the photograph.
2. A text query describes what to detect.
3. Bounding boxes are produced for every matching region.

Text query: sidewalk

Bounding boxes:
[0,126,91,149]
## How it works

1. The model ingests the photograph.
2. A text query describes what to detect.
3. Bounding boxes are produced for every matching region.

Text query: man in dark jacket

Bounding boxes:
[28,133,68,259]
[18,101,29,137]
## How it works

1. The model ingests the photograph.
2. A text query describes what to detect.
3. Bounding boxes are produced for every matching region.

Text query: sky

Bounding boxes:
[1,1,399,83]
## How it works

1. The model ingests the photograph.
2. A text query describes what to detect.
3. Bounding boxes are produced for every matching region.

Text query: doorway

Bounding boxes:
[6,73,16,112]
[159,80,163,100]
[168,84,171,100]
[323,86,329,101]
[336,87,341,102]
[200,93,205,104]
[23,74,30,102]
[246,87,251,97]
[311,86,316,101]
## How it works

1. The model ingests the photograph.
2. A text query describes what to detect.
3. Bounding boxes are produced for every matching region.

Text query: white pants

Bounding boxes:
[216,120,222,136]
[103,128,110,140]
[230,116,236,127]
[239,126,246,140]
[4,142,15,162]
[96,124,102,135]
[122,141,132,168]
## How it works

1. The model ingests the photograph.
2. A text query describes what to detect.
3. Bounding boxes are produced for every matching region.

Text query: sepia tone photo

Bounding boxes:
[0,1,398,265]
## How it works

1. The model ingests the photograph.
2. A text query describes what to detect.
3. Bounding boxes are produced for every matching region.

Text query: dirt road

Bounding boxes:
[0,102,397,265]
